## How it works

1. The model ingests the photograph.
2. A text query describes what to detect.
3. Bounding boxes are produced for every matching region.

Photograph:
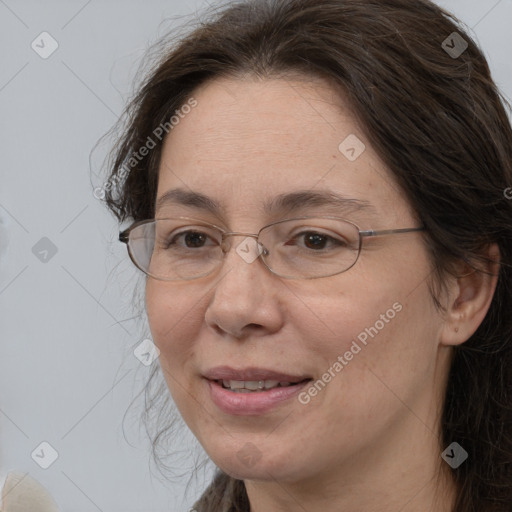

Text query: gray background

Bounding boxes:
[0,1,510,511]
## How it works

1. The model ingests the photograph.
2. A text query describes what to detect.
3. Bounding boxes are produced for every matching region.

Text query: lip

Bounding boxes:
[203,366,312,416]
[203,366,310,383]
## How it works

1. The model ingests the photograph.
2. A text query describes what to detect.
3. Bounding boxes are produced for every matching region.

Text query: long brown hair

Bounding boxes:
[101,0,512,510]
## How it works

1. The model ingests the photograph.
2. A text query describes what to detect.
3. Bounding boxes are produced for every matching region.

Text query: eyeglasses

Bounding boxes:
[119,216,425,281]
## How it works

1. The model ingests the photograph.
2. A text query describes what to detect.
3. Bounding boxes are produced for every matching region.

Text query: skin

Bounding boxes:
[145,75,500,512]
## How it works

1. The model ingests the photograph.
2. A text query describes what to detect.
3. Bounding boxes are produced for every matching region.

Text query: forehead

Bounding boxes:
[156,76,414,227]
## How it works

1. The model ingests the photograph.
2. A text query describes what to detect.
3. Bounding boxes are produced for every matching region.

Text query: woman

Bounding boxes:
[103,0,512,510]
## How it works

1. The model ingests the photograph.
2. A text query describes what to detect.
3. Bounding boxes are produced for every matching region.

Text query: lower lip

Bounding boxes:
[206,379,310,415]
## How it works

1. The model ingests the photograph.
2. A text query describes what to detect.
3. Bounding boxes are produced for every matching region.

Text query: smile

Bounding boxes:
[216,379,306,392]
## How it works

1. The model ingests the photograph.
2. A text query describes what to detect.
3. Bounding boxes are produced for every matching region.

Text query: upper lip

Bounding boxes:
[203,366,311,383]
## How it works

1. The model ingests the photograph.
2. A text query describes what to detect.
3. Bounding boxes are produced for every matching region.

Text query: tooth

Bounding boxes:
[222,379,293,391]
[264,380,280,389]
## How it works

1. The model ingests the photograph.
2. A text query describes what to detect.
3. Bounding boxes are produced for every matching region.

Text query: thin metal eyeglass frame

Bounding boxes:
[119,216,426,280]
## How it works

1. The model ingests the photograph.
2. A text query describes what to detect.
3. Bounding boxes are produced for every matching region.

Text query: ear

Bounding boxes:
[440,243,500,347]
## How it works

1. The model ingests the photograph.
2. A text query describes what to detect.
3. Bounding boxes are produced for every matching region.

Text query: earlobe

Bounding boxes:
[440,243,500,347]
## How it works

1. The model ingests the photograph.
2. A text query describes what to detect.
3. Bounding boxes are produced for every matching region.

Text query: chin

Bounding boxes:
[205,440,308,483]
[220,461,298,483]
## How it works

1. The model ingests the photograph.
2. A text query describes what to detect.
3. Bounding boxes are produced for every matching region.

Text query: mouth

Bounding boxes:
[203,366,312,389]
[203,366,313,414]
[213,378,310,393]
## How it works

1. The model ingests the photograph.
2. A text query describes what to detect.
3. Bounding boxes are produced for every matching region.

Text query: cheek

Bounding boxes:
[145,281,201,365]
[302,294,405,383]
[145,282,207,424]
[311,279,440,426]
[300,246,439,405]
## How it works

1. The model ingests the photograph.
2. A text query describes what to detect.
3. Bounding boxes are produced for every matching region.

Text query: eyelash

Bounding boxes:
[165,229,347,251]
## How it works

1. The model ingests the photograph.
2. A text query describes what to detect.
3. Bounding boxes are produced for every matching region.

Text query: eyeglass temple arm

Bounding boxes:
[118,225,425,244]
[360,226,425,238]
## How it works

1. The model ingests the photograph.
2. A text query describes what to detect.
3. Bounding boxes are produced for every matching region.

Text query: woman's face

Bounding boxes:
[146,76,452,487]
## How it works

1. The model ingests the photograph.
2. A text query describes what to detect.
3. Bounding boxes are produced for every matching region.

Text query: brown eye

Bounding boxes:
[166,230,211,249]
[181,231,207,248]
[285,231,347,251]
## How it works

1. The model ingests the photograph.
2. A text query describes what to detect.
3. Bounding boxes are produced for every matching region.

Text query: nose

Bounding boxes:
[204,233,283,339]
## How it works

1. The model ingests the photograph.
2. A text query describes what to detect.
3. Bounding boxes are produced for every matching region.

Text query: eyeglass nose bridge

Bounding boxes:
[219,231,268,256]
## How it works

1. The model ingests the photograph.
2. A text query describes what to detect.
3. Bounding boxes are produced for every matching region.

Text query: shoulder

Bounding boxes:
[1,471,59,512]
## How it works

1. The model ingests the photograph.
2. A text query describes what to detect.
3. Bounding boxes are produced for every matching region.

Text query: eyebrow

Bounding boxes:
[155,187,377,219]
